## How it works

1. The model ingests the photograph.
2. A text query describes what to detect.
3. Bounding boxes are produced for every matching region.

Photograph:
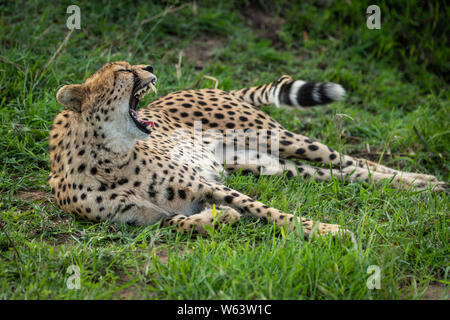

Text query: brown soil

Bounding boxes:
[241,4,285,43]
[15,189,51,202]
[183,37,225,70]
[422,282,448,300]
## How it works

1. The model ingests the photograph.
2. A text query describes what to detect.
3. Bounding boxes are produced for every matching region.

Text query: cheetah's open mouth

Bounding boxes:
[129,79,157,134]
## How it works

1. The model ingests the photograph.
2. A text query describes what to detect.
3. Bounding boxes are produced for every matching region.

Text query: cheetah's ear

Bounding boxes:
[56,84,87,112]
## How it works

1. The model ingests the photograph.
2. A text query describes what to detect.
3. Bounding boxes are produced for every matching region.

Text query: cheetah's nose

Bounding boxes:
[143,65,154,74]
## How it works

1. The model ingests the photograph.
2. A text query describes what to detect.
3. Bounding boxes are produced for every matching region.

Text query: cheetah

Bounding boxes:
[48,61,446,239]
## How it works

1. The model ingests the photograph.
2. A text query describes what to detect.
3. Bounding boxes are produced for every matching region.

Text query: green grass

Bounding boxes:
[0,0,449,299]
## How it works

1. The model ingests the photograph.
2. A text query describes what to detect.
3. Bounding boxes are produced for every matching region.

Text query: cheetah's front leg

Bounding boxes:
[207,184,350,239]
[162,205,241,236]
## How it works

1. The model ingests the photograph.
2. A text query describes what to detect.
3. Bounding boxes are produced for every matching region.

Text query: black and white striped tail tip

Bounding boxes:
[321,83,346,102]
[277,80,346,108]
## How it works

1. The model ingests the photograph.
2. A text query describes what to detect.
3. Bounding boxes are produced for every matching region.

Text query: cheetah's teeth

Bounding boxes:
[134,82,157,99]
[148,82,157,94]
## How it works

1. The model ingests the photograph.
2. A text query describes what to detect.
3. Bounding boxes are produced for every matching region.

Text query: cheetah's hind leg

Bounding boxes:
[161,205,241,236]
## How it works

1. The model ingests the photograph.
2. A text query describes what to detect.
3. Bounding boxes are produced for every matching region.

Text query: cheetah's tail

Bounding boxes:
[229,75,346,108]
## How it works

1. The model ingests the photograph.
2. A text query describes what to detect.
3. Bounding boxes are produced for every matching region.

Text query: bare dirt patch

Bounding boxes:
[422,282,448,300]
[154,248,169,264]
[114,272,143,300]
[183,37,225,69]
[12,189,54,213]
[241,4,285,43]
[15,189,51,202]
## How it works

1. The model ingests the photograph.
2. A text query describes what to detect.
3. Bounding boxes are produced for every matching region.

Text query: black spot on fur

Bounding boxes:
[121,204,135,213]
[166,187,175,200]
[224,195,233,204]
[77,164,86,173]
[178,189,186,199]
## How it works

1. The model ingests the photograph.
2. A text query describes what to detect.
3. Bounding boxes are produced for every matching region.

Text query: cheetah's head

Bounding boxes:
[56,61,157,153]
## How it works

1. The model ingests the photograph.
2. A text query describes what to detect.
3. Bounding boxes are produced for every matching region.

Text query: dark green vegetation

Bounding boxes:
[0,1,448,299]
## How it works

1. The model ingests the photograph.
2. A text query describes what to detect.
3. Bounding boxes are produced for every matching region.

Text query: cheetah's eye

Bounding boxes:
[116,69,133,74]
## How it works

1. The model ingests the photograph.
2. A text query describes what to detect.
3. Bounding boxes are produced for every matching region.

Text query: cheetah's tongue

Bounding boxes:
[143,120,155,127]
[130,109,154,127]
